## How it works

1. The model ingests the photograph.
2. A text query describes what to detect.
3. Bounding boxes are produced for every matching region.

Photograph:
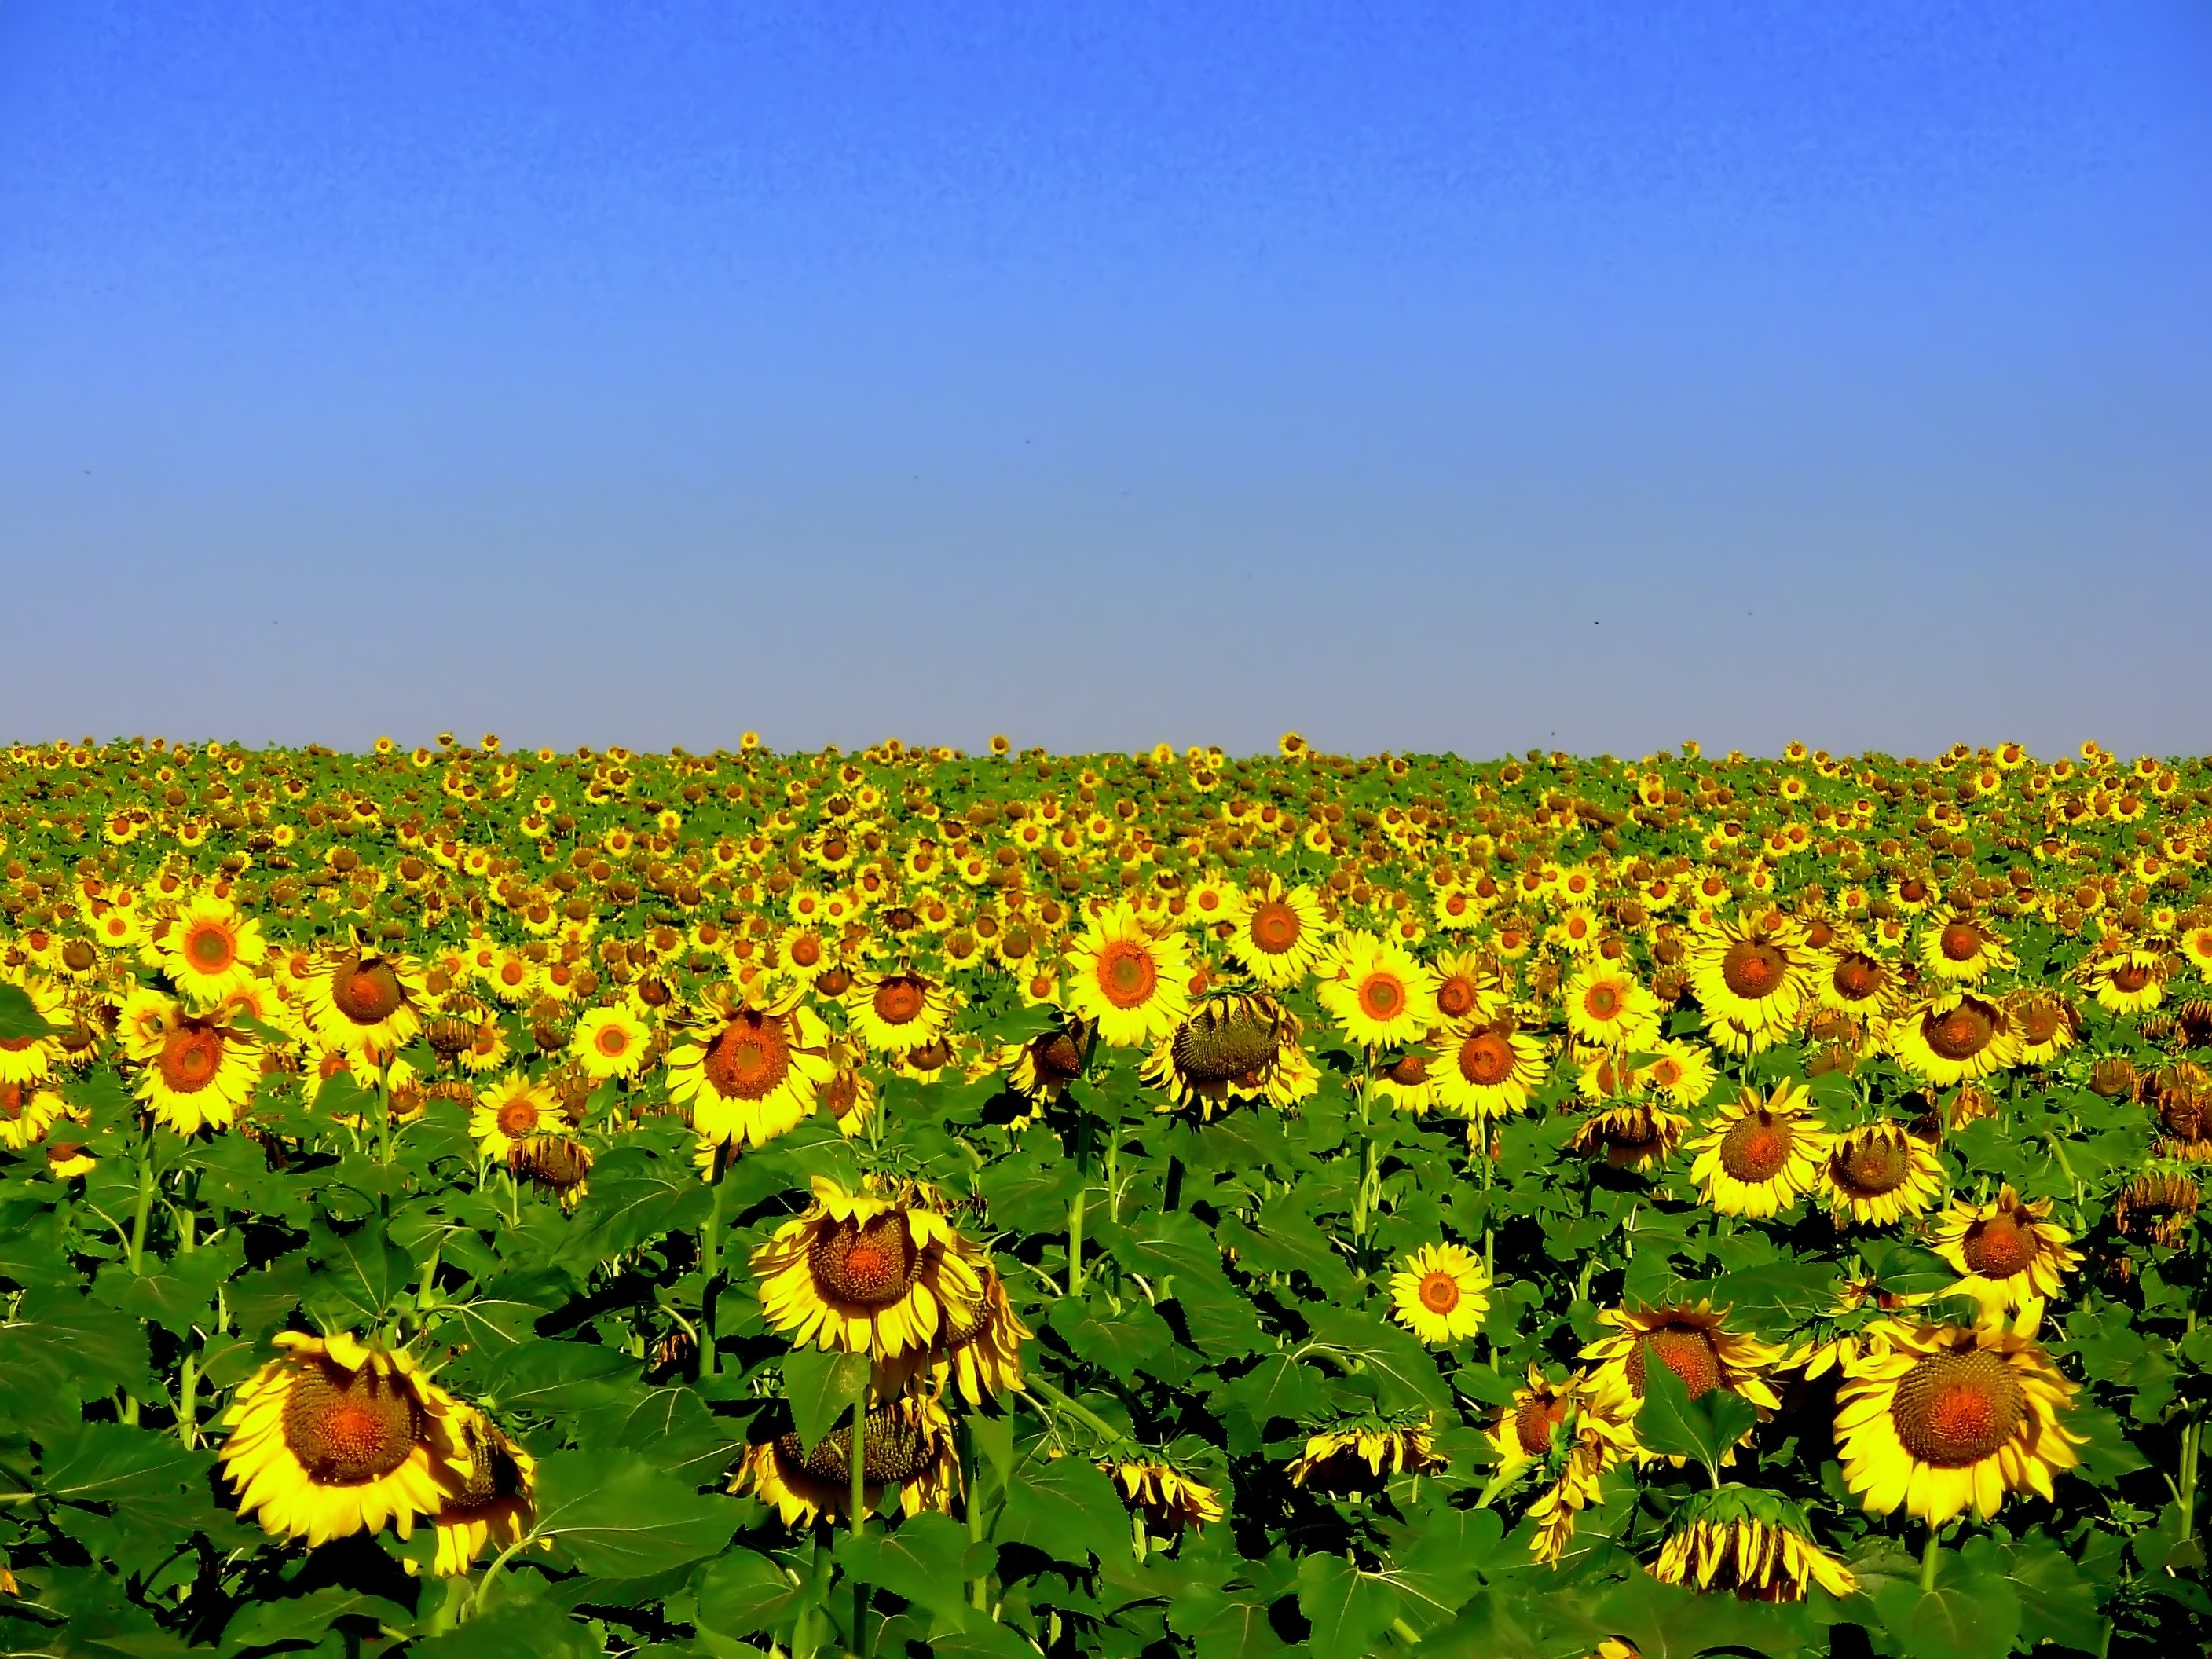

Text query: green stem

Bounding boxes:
[849,1370,870,1659]
[1067,1185,1086,1296]
[700,1165,726,1376]
[126,1126,155,1276]
[1921,1523,1943,1592]
[1024,1375,1129,1451]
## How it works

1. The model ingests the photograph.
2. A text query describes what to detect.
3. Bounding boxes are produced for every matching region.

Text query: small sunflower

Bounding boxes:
[665,992,833,1149]
[1643,1038,1719,1108]
[1930,1185,2081,1311]
[845,968,958,1054]
[1816,948,1906,1024]
[1686,1082,1833,1218]
[737,1394,959,1525]
[1650,1487,1858,1602]
[1004,1022,1090,1104]
[1890,993,2021,1086]
[1562,962,1661,1051]
[1317,933,1438,1049]
[2008,991,2078,1064]
[1428,948,1509,1025]
[1388,1242,1490,1345]
[159,892,268,1010]
[220,1333,471,1547]
[1064,903,1192,1048]
[1110,1460,1224,1533]
[1566,1103,1690,1170]
[1834,1321,2082,1523]
[570,1005,651,1082]
[2080,947,2166,1015]
[1225,876,1333,988]
[0,1079,66,1152]
[1432,1019,1548,1120]
[1917,910,2013,985]
[751,1177,984,1359]
[1821,1122,1945,1226]
[1511,1378,1639,1566]
[431,1408,538,1576]
[468,1072,564,1160]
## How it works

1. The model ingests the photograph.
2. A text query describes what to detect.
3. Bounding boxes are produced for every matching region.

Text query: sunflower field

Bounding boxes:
[1,731,2209,1659]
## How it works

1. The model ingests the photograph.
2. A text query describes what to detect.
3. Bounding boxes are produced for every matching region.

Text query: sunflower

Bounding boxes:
[1566,1103,1690,1170]
[1891,992,2020,1086]
[1388,1242,1490,1345]
[1226,877,1333,987]
[1372,1048,1441,1114]
[737,1394,959,1525]
[0,975,67,1086]
[1930,1185,2081,1311]
[1821,1123,1945,1226]
[220,1333,471,1546]
[508,1133,595,1210]
[752,1177,983,1359]
[1834,1321,2082,1523]
[431,1408,537,1576]
[1141,991,1312,1116]
[569,1005,651,1082]
[1285,1414,1445,1490]
[0,1079,66,1152]
[159,892,268,1010]
[1511,1379,1640,1566]
[2081,947,2166,1015]
[1643,1038,1718,1108]
[1064,903,1192,1048]
[665,992,833,1149]
[1562,963,1661,1052]
[1486,1364,1587,1481]
[820,1060,879,1140]
[125,998,260,1134]
[467,1073,565,1161]
[306,948,427,1058]
[1111,1461,1225,1533]
[1686,914,1818,1048]
[845,969,958,1054]
[1650,1488,1858,1602]
[1916,910,2014,985]
[1005,1022,1090,1104]
[1582,1302,1784,1430]
[2008,991,2078,1064]
[1432,1019,1547,1120]
[2113,1171,2199,1247]
[1686,1082,1833,1218]
[1428,948,1508,1027]
[1318,934,1438,1049]
[1815,948,1906,1024]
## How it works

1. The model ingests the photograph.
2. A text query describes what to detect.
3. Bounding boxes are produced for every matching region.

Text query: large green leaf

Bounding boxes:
[528,1450,736,1577]
[0,980,60,1039]
[35,1421,208,1508]
[782,1346,872,1454]
[1296,1553,1400,1659]
[692,1547,822,1646]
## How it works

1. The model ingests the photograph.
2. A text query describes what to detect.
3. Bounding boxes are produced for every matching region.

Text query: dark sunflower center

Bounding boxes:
[1030,1031,1084,1085]
[280,1361,423,1484]
[1833,954,1884,1000]
[2019,1001,2064,1044]
[1624,1324,1723,1400]
[0,1082,23,1121]
[62,939,98,972]
[1961,1211,2040,1277]
[1939,923,1983,963]
[2111,961,2152,994]
[776,1406,934,1487]
[333,959,405,1024]
[1436,976,1477,1018]
[1170,1005,1280,1084]
[1834,1133,1910,1197]
[1097,941,1158,1009]
[1899,878,1929,904]
[1892,1349,2027,1465]
[1248,901,1301,954]
[1721,939,1787,999]
[158,1026,224,1093]
[872,978,926,1026]
[1514,1396,1568,1456]
[450,1426,526,1511]
[1458,1031,1514,1086]
[1925,1002,1995,1061]
[1718,1111,1793,1183]
[808,1213,921,1307]
[1387,1053,1430,1086]
[705,1014,790,1100]
[789,934,823,968]
[512,1135,592,1190]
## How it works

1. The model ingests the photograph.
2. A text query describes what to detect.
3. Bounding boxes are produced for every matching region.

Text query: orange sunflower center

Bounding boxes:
[2018,1000,2064,1045]
[1899,878,1930,904]
[1247,900,1302,954]
[596,1022,632,1057]
[1961,1210,2040,1277]
[1436,975,1477,1018]
[1357,973,1405,1021]
[1925,1001,1996,1061]
[1832,954,1885,1001]
[280,1361,423,1484]
[0,1082,23,1121]
[331,958,405,1026]
[1457,1031,1515,1087]
[704,1013,791,1101]
[1892,1349,2027,1465]
[1939,923,1983,963]
[158,1026,225,1094]
[1721,939,1787,999]
[1625,1324,1723,1400]
[1584,983,1623,1020]
[496,1098,540,1136]
[873,977,927,1026]
[1417,1270,1460,1313]
[789,934,823,969]
[808,1212,922,1307]
[1833,1133,1911,1197]
[1096,940,1159,1009]
[1717,1111,1793,1183]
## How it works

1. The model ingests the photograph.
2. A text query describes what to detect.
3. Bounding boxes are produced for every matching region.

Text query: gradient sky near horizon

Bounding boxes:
[4,2,2209,760]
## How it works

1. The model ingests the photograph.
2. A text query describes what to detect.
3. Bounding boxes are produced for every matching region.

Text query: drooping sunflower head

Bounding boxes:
[739,1395,960,1525]
[1584,1301,1784,1419]
[1822,1122,1944,1225]
[431,1408,537,1576]
[1284,1412,1445,1491]
[1143,991,1301,1115]
[508,1133,595,1209]
[1931,1185,2081,1309]
[1111,1460,1225,1533]
[1650,1487,1859,1602]
[2114,1171,2199,1247]
[1006,1020,1090,1101]
[1566,1103,1689,1170]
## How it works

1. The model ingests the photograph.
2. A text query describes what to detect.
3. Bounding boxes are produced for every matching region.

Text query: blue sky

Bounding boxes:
[3,2,2207,758]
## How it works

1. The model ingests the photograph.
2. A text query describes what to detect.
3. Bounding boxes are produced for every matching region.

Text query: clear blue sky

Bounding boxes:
[3,2,2207,758]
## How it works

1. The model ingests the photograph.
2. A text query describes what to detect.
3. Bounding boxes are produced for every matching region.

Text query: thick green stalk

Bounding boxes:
[700,1166,726,1375]
[849,1371,870,1659]
[1921,1524,1942,1592]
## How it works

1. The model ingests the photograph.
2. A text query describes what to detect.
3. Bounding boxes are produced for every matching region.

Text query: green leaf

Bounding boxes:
[693,1547,820,1646]
[1170,1582,1288,1659]
[1868,1551,2023,1659]
[1630,1360,1756,1481]
[409,1594,602,1657]
[1225,1353,1331,1427]
[482,1338,643,1418]
[1990,1533,2105,1654]
[833,1512,975,1625]
[782,1346,872,1455]
[35,1422,208,1508]
[997,1448,1130,1565]
[1297,1553,1400,1659]
[528,1449,735,1577]
[1305,1306,1452,1412]
[221,1587,415,1653]
[304,1218,414,1323]
[0,980,60,1039]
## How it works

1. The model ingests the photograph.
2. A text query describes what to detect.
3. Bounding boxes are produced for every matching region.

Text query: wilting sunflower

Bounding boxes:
[1064,903,1192,1048]
[468,1072,565,1160]
[752,1177,983,1359]
[1225,875,1333,988]
[159,892,269,1010]
[737,1394,959,1525]
[1388,1242,1490,1345]
[221,1333,471,1546]
[1917,910,2014,986]
[508,1133,595,1210]
[1650,1487,1858,1602]
[1004,1022,1090,1104]
[1432,1019,1548,1120]
[2081,947,2166,1015]
[845,968,958,1054]
[1686,914,1818,1049]
[570,1005,651,1082]
[2113,1171,2199,1247]
[1566,1103,1690,1171]
[1507,1377,1639,1566]
[819,1060,879,1140]
[665,991,833,1149]
[1930,1185,2081,1311]
[2008,991,2078,1064]
[1821,1123,1945,1225]
[1891,993,2021,1086]
[305,948,427,1058]
[1318,933,1438,1049]
[1141,991,1310,1115]
[1583,1302,1784,1436]
[1815,947,1905,1024]
[123,997,259,1134]
[1834,1321,2082,1523]
[1285,1413,1445,1490]
[432,1408,537,1576]
[1562,963,1661,1052]
[1111,1460,1225,1533]
[1686,1082,1833,1219]
[0,1080,65,1152]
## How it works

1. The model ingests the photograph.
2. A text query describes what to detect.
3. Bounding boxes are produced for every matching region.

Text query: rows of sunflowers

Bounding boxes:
[0,731,2207,1658]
